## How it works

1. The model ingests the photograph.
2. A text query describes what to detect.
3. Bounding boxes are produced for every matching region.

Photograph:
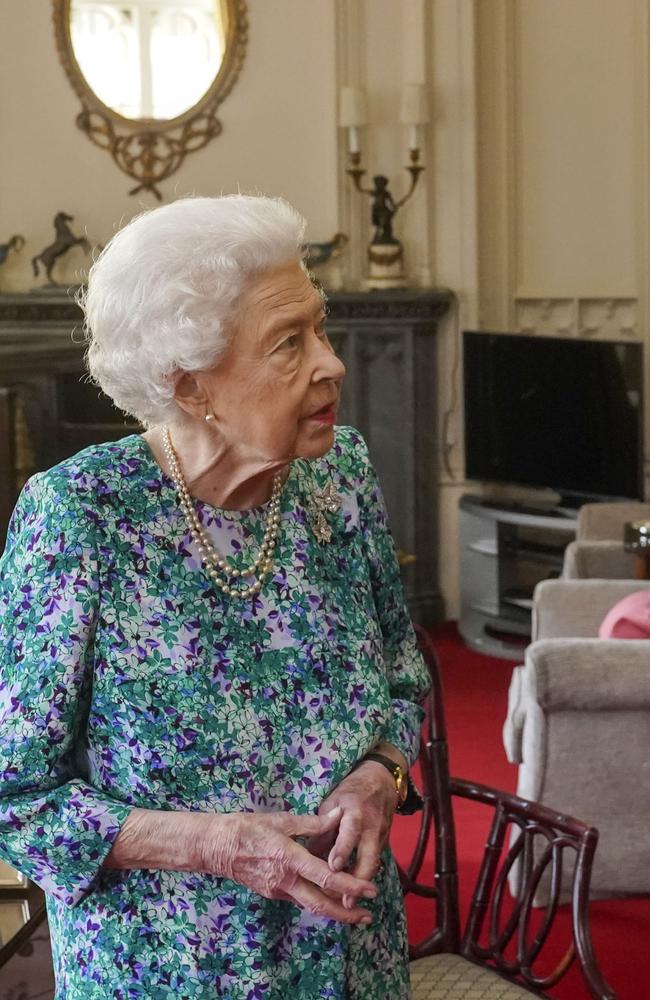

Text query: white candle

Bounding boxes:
[348,126,360,154]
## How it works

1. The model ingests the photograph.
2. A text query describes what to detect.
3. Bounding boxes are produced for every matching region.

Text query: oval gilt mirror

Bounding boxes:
[53,0,248,198]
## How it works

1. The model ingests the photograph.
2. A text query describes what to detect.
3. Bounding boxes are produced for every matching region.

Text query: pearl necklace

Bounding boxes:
[162,427,283,599]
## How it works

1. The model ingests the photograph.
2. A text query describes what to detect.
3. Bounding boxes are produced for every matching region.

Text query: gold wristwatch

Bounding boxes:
[363,752,409,808]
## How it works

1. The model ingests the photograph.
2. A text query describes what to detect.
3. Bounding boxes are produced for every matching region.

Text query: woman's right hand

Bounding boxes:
[202,805,377,925]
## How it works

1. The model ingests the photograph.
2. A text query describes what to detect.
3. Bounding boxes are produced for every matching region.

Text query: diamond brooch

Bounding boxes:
[307,480,341,544]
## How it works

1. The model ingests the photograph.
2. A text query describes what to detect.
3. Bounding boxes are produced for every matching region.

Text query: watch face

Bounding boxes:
[395,768,407,802]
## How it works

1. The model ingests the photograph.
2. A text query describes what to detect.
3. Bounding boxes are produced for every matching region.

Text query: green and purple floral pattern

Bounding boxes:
[0,426,428,999]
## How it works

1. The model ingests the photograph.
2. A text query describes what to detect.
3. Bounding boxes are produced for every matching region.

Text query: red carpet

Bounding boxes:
[390,623,650,1000]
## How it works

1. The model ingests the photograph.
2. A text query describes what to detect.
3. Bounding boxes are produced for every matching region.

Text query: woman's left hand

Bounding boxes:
[307,760,399,905]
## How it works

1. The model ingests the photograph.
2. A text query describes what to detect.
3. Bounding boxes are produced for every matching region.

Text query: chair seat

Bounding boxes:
[410,952,538,999]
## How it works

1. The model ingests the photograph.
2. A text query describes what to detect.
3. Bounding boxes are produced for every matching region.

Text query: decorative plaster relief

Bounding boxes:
[578,298,638,338]
[515,298,575,336]
[515,297,639,339]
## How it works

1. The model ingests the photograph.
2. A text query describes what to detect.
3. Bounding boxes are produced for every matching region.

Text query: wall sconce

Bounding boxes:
[339,83,429,290]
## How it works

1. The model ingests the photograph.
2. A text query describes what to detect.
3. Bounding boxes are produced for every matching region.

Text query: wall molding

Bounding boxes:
[635,0,650,494]
[334,0,365,291]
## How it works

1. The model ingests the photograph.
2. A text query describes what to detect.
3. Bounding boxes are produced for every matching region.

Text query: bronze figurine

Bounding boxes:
[32,212,91,285]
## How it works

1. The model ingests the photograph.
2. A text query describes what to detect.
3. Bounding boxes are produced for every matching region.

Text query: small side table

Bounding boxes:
[624,520,650,579]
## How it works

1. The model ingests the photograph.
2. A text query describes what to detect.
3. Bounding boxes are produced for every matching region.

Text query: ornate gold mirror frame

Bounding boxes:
[52,0,248,200]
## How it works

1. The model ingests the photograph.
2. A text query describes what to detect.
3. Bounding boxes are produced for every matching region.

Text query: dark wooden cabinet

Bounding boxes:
[326,291,451,623]
[0,292,139,546]
[0,288,451,623]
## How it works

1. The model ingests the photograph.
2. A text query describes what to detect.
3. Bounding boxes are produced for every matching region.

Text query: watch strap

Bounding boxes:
[363,752,402,775]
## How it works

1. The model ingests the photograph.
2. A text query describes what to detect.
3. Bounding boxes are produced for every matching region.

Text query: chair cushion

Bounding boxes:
[598,590,650,639]
[410,953,538,999]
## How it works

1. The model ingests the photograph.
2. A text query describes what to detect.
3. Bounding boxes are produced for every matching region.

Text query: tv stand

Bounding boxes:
[478,496,579,519]
[459,494,577,659]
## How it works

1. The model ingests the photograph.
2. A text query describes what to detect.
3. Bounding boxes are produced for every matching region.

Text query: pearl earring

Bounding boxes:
[205,413,215,422]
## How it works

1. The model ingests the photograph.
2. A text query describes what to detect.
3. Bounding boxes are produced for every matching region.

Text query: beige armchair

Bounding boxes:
[562,540,636,580]
[561,502,650,580]
[532,578,650,638]
[504,578,650,899]
[576,502,650,542]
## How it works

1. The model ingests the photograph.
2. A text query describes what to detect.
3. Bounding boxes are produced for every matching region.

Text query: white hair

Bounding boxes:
[80,195,307,426]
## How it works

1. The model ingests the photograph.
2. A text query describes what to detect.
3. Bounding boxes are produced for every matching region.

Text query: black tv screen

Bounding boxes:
[463,331,644,501]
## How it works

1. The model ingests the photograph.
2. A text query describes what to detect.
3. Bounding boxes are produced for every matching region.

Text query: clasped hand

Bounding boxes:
[201,762,398,925]
[203,806,377,925]
[307,760,398,909]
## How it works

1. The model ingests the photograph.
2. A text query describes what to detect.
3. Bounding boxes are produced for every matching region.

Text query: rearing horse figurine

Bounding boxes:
[32,212,91,285]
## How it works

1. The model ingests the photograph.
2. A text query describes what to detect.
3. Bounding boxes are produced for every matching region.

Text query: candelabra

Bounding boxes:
[339,84,429,289]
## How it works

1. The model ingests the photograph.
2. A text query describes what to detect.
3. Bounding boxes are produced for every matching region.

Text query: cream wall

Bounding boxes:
[2,0,648,618]
[516,1,637,296]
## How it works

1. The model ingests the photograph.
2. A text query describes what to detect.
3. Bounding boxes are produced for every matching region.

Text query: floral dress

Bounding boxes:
[0,425,429,1000]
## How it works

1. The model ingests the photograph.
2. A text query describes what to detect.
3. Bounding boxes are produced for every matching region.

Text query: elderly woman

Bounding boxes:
[0,195,429,999]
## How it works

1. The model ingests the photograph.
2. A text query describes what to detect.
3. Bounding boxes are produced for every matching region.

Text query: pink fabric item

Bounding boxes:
[598,590,650,639]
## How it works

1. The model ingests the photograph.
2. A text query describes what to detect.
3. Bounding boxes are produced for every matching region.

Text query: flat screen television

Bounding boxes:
[463,331,645,503]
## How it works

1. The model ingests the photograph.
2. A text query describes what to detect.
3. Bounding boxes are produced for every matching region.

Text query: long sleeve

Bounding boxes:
[354,434,431,767]
[0,474,131,906]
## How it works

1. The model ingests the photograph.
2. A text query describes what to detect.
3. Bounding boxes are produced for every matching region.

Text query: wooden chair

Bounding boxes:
[403,625,616,999]
[0,875,47,967]
[0,883,54,1000]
